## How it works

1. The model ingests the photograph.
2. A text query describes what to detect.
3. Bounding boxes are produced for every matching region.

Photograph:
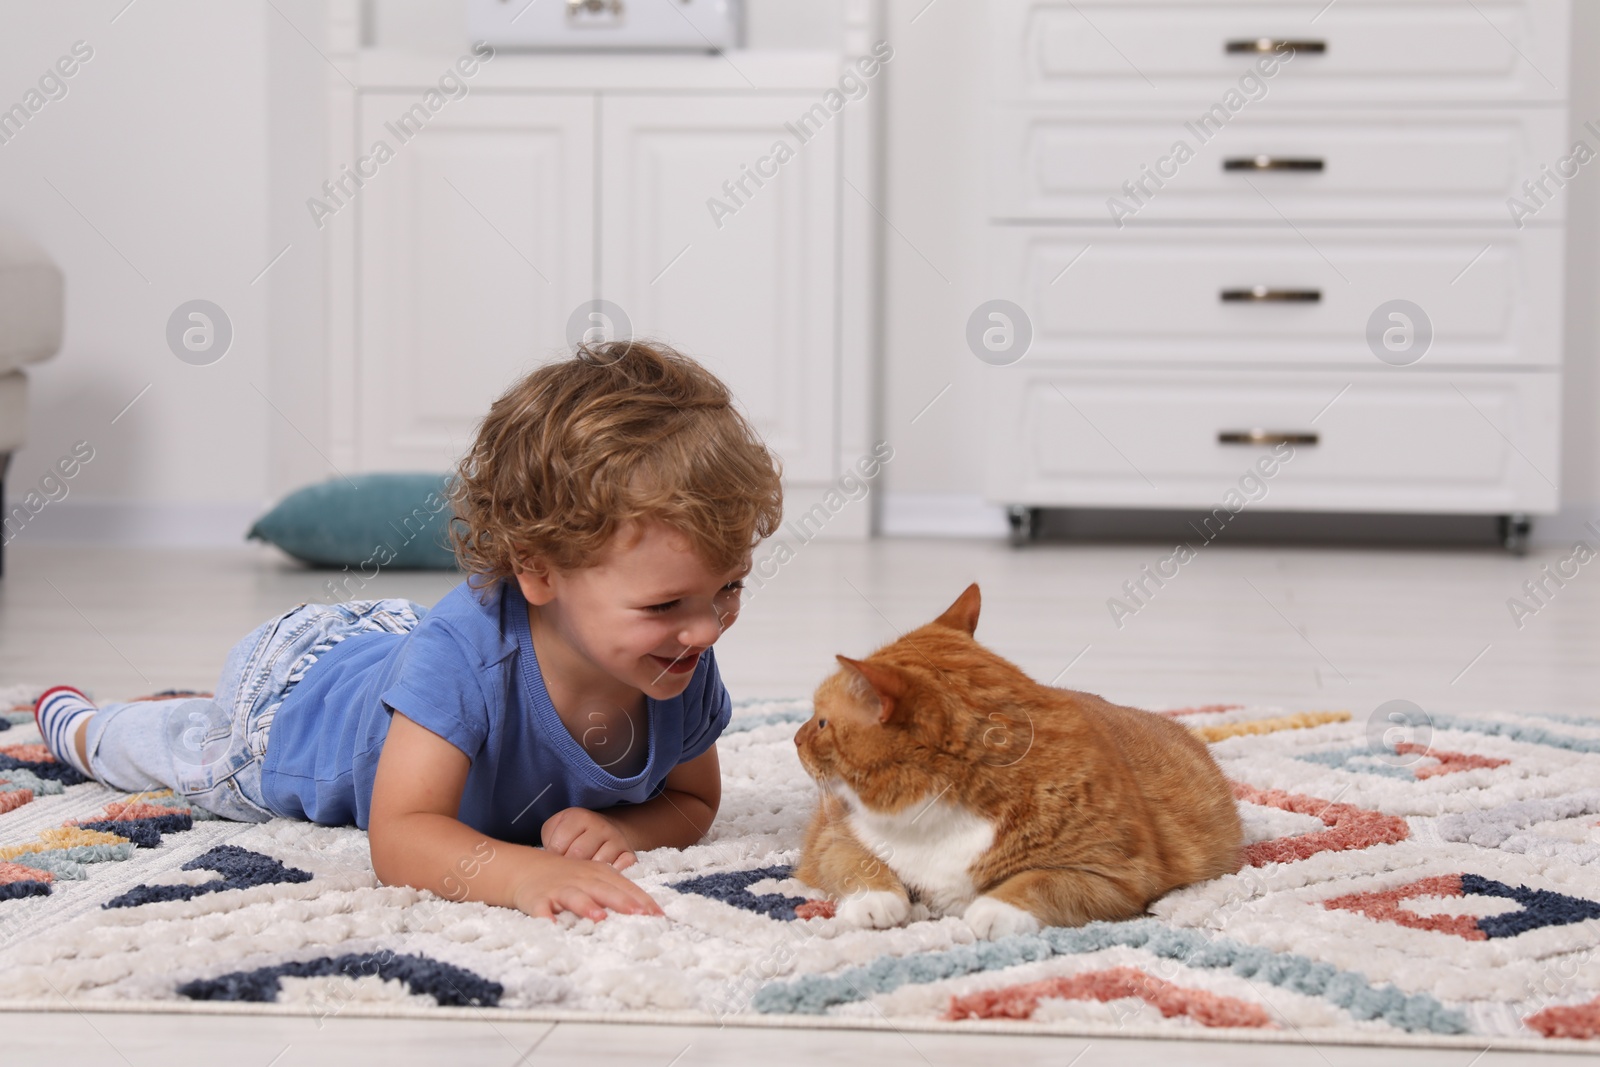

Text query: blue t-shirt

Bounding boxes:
[258,580,731,845]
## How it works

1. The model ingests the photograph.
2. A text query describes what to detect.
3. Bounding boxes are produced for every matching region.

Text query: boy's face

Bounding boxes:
[517,522,749,702]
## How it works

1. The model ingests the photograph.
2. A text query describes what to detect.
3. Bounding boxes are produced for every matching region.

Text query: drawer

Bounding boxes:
[992,0,1570,103]
[990,227,1563,367]
[991,108,1569,223]
[983,368,1560,513]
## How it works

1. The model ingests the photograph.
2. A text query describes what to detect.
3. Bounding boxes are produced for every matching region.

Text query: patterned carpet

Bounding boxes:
[2,683,1598,1052]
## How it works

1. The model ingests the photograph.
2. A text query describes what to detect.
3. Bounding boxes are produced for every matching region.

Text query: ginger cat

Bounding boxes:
[793,583,1242,940]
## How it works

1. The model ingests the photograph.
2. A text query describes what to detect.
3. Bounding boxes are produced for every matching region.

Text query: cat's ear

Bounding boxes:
[835,655,909,725]
[933,583,981,635]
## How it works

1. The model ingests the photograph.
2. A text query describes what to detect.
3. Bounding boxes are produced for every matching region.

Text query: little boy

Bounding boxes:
[35,340,784,921]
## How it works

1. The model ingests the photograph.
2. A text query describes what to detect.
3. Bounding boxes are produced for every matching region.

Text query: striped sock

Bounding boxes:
[34,686,97,778]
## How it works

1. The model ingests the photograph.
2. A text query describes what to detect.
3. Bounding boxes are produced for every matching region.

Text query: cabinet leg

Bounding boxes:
[1007,505,1040,548]
[1500,513,1532,555]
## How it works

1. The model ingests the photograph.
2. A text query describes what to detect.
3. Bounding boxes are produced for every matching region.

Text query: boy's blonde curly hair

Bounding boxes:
[449,339,784,586]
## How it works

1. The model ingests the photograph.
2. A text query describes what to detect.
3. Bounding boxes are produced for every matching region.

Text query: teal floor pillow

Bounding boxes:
[247,473,458,569]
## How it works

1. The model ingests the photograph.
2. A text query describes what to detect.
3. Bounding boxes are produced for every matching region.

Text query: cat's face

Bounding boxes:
[794,584,985,794]
[794,667,894,787]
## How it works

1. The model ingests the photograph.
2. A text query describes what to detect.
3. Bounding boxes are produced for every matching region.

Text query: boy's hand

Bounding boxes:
[541,807,637,869]
[511,852,663,922]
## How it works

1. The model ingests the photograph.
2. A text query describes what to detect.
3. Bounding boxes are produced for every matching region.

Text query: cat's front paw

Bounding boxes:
[964,895,1041,940]
[836,889,911,929]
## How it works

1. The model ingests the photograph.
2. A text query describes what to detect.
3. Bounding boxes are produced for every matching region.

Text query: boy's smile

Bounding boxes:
[648,650,702,675]
[516,522,748,724]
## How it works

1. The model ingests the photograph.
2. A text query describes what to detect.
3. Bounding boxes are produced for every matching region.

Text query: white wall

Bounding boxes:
[2,1,275,544]
[265,0,335,506]
[875,0,1000,535]
[1557,0,1600,542]
[876,0,1600,546]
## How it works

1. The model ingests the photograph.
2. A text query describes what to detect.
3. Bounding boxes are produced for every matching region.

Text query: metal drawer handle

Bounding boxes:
[567,0,623,17]
[1220,286,1322,303]
[1224,156,1325,172]
[1219,430,1319,446]
[1226,38,1326,55]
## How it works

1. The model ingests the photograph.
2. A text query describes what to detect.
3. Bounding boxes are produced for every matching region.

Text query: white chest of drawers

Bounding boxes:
[981,0,1571,548]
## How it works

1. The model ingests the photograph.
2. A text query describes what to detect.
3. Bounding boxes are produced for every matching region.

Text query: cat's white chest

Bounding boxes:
[838,784,995,916]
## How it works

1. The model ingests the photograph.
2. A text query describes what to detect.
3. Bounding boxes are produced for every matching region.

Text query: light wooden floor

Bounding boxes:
[2,538,1596,1065]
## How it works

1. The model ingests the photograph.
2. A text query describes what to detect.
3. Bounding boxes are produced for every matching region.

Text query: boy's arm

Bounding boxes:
[598,743,722,851]
[368,711,661,919]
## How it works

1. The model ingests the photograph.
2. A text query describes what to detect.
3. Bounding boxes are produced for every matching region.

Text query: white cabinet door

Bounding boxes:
[358,93,594,470]
[599,95,838,483]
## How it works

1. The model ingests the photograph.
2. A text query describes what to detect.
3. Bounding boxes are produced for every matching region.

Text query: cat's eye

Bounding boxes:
[817,718,828,729]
